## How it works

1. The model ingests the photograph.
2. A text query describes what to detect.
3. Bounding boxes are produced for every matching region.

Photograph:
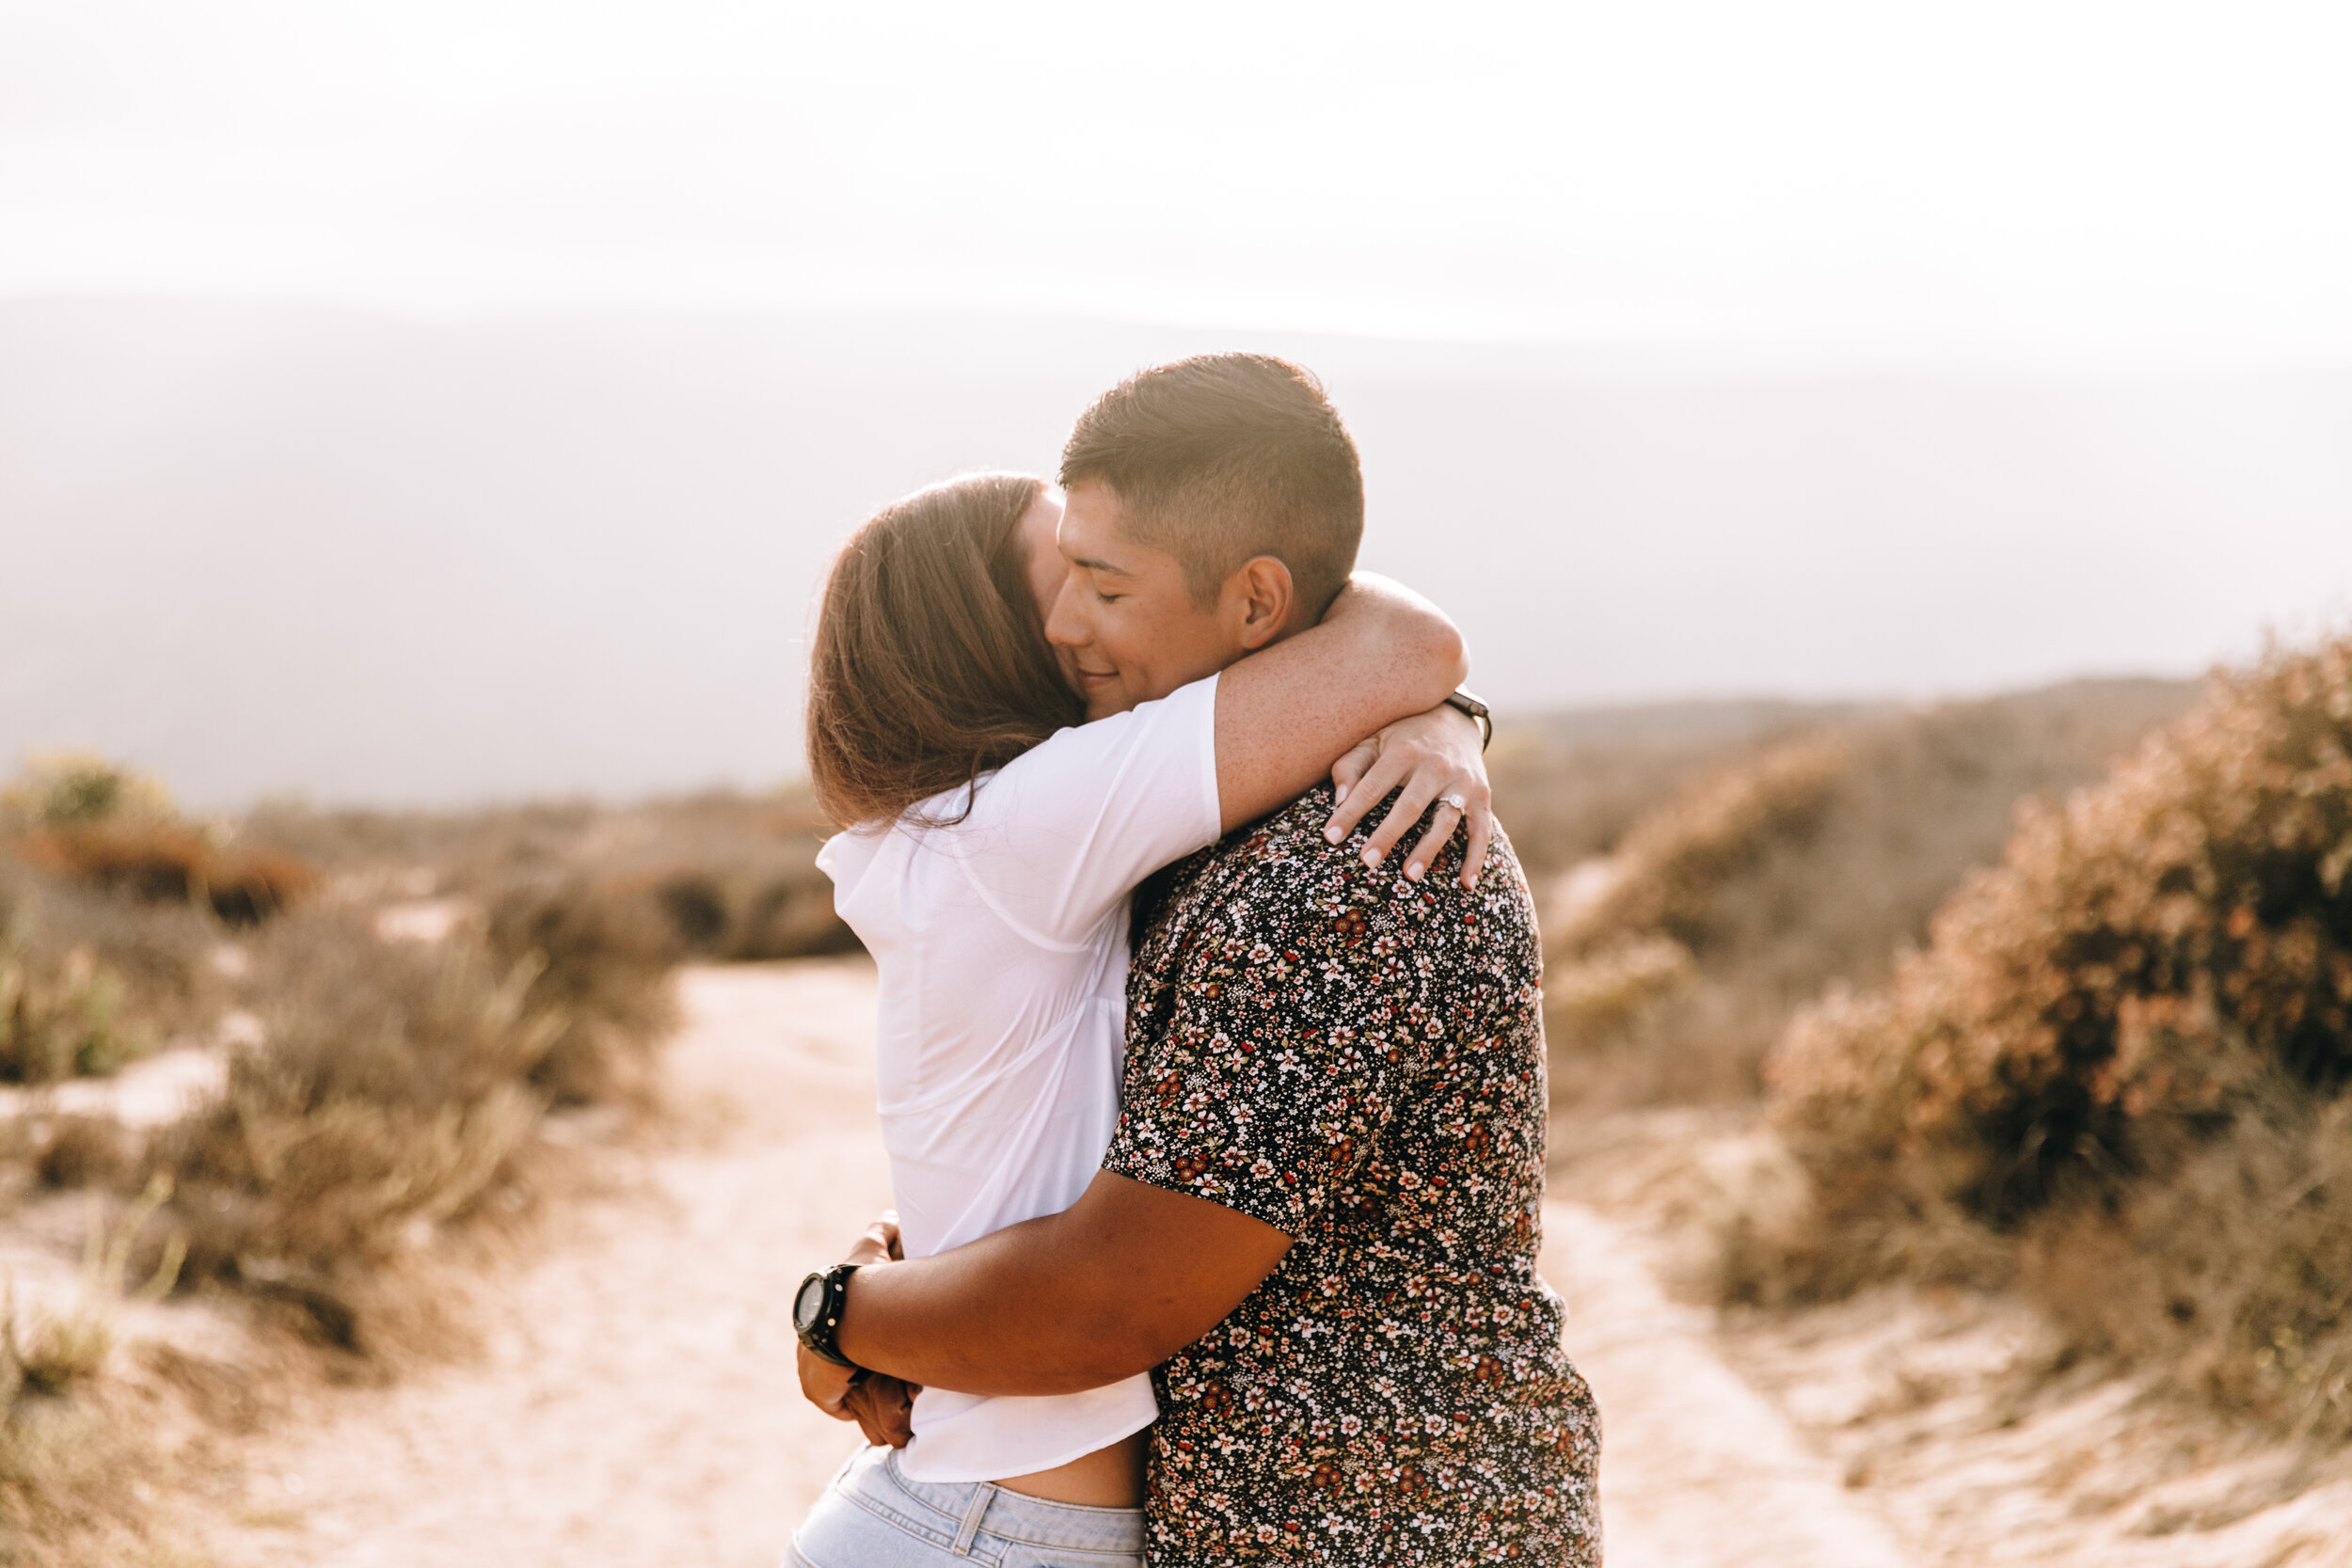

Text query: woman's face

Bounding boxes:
[1017,490,1082,691]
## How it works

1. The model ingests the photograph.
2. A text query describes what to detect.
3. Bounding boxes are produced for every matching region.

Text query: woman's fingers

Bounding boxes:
[847,1210,900,1266]
[1327,739,1378,811]
[844,1373,916,1449]
[1360,769,1445,867]
[1327,726,1496,885]
[1400,803,1463,882]
[1325,743,1411,847]
[1459,800,1494,890]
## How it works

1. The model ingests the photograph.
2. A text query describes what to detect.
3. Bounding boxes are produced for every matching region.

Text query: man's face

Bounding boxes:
[1045,480,1243,721]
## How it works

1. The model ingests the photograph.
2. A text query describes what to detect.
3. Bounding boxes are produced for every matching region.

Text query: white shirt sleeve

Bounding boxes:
[937,673,1223,948]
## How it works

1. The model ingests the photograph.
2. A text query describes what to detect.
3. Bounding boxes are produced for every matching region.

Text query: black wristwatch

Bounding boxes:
[1443,689,1493,752]
[793,1262,861,1369]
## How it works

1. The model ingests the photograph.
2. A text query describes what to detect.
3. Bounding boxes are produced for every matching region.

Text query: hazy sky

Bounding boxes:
[7,4,2350,806]
[6,0,2349,358]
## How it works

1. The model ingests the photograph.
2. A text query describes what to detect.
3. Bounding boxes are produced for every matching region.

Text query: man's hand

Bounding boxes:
[796,1212,915,1444]
[1324,701,1494,888]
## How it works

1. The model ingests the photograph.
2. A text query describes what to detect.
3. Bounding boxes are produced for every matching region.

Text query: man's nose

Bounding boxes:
[1044,574,1086,648]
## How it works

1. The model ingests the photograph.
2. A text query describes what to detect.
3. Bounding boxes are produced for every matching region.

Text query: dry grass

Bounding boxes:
[129,889,674,1350]
[248,784,859,960]
[1542,678,2198,1108]
[0,763,710,1558]
[0,860,236,1085]
[1749,637,2352,1441]
[1488,697,1868,875]
[0,1176,195,1565]
[0,1387,164,1566]
[483,874,681,1107]
[0,929,143,1086]
[0,863,224,1053]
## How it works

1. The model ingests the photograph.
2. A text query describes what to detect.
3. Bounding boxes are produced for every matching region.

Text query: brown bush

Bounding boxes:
[2019,1079,2352,1437]
[1772,641,2352,1215]
[0,862,220,1049]
[1544,679,2200,1110]
[1488,698,1870,874]
[149,911,557,1317]
[1552,732,1856,960]
[1758,637,2352,1435]
[246,785,859,960]
[30,1117,137,1191]
[483,876,681,1107]
[17,819,314,926]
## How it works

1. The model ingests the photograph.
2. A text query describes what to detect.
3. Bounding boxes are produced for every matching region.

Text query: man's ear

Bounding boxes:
[1222,557,1296,651]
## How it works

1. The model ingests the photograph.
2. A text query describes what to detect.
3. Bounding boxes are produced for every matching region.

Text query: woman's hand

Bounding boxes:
[845,1211,905,1268]
[796,1212,919,1447]
[1323,702,1494,889]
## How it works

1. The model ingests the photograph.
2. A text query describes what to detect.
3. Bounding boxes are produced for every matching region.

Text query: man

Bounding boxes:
[802,354,1600,1563]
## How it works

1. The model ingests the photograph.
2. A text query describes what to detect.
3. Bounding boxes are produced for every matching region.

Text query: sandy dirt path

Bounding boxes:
[200,958,1908,1568]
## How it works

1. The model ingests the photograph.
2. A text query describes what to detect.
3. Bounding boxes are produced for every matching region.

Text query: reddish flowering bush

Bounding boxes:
[1772,636,2352,1219]
[1758,636,2352,1434]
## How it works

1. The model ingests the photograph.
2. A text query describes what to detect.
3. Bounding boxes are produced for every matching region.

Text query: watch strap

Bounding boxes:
[797,1261,861,1369]
[1443,689,1493,752]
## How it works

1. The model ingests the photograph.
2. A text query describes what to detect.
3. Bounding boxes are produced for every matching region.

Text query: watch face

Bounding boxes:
[793,1274,827,1335]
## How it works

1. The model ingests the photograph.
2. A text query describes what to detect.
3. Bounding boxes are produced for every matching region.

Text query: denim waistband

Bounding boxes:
[843,1445,1144,1558]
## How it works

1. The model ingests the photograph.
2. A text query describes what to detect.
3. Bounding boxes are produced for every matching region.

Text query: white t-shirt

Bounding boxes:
[815,673,1223,1483]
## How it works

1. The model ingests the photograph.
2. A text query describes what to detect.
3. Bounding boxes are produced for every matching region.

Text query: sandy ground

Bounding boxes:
[180,957,1934,1568]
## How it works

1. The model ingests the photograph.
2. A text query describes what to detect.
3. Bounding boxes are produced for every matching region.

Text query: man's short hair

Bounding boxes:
[1058,354,1364,617]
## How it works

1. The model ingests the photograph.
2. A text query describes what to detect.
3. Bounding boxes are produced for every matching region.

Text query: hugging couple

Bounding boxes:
[788,355,1600,1566]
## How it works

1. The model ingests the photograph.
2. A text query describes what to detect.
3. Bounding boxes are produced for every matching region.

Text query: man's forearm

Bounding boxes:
[834,1211,1139,1396]
[830,1171,1293,1398]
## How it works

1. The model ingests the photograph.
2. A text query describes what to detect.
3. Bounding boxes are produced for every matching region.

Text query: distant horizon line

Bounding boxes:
[7,287,2349,382]
[57,669,2209,820]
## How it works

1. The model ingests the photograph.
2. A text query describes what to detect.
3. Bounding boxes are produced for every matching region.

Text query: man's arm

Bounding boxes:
[833,1171,1292,1397]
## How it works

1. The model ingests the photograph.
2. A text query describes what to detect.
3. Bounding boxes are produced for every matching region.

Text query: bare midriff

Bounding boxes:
[993,1430,1147,1508]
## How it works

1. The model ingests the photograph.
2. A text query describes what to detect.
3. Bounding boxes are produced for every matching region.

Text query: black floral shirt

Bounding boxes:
[1104,787,1601,1565]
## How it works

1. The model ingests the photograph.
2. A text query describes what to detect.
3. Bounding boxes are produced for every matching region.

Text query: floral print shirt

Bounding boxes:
[1104,787,1601,1565]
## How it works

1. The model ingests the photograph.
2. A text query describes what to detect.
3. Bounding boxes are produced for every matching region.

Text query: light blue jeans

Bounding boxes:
[788,1445,1144,1568]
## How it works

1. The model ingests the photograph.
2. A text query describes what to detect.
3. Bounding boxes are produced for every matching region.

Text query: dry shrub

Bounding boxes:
[0,1391,155,1565]
[247,785,860,960]
[0,935,142,1085]
[0,753,173,831]
[1552,733,1857,958]
[125,887,678,1347]
[0,862,220,1049]
[1772,640,2352,1216]
[1489,698,1869,874]
[0,1178,194,1565]
[484,876,681,1106]
[150,911,554,1318]
[1545,679,2200,1110]
[1545,935,1697,1040]
[1758,637,2352,1435]
[2021,1081,2352,1437]
[1542,733,1859,1104]
[32,1117,139,1191]
[17,818,314,926]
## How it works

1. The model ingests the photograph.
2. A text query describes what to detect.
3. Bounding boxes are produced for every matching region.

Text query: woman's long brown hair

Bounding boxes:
[806,472,1085,828]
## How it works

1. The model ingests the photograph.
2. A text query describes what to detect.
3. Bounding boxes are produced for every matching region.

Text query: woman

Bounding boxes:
[790,471,1490,1566]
